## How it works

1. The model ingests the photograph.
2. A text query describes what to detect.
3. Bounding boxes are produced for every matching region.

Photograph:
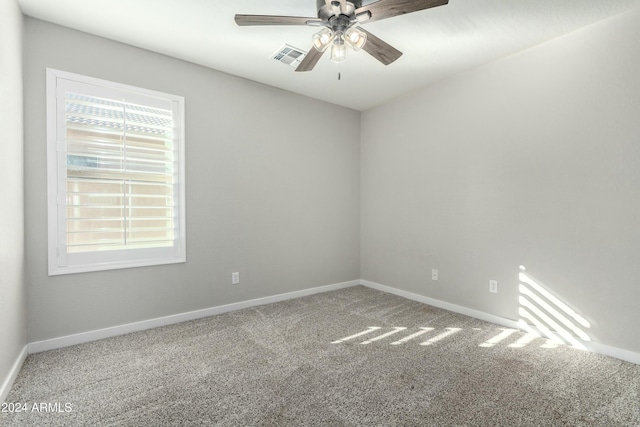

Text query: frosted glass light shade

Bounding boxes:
[330,36,346,63]
[313,28,335,52]
[345,27,367,51]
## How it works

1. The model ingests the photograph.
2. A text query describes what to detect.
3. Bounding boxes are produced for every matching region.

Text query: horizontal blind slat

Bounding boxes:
[64,91,177,253]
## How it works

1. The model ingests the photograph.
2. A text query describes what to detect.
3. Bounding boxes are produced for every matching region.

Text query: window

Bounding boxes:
[46,69,185,275]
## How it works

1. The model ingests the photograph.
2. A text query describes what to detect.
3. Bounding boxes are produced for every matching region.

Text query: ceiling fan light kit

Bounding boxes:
[311,26,367,64]
[235,0,449,72]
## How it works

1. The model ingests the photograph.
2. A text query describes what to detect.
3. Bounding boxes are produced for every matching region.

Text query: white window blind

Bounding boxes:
[47,69,186,275]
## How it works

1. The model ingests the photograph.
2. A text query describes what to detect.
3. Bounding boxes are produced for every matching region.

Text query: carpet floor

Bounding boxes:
[2,286,639,426]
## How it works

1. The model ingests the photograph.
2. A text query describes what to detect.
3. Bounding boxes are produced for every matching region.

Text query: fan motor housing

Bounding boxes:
[317,0,362,22]
[316,0,362,9]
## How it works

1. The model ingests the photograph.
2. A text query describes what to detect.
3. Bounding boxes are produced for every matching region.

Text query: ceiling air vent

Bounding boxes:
[272,45,307,67]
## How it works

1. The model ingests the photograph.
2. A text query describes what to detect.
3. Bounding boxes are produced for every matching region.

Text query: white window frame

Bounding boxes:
[46,69,186,275]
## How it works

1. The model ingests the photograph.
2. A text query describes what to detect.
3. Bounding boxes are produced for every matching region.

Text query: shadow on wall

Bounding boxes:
[331,267,591,351]
[517,265,591,350]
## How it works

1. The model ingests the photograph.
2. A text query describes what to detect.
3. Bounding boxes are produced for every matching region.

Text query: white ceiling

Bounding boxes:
[18,0,640,111]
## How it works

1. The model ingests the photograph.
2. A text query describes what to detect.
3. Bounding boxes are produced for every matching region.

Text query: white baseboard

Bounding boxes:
[25,278,640,366]
[585,340,640,365]
[360,280,522,329]
[28,280,360,354]
[360,279,640,365]
[1,345,27,404]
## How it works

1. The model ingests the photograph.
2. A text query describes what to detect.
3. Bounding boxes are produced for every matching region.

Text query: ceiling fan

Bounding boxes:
[235,0,449,72]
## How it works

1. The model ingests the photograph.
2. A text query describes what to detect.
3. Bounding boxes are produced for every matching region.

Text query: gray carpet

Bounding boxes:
[2,286,639,426]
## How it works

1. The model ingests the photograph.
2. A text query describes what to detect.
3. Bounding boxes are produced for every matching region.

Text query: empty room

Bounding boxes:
[2,0,640,425]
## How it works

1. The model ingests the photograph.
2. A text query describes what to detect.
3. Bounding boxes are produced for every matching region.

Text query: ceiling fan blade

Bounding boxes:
[235,14,322,26]
[355,0,448,24]
[295,47,326,72]
[359,28,403,65]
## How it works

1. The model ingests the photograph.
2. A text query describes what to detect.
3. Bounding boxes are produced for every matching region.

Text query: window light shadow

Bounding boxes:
[391,328,434,346]
[479,328,517,348]
[517,266,591,350]
[420,328,462,346]
[331,267,591,351]
[361,327,407,345]
[332,327,465,347]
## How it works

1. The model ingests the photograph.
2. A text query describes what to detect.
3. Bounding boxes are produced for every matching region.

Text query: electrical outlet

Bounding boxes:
[232,272,240,285]
[489,280,498,293]
[432,269,438,281]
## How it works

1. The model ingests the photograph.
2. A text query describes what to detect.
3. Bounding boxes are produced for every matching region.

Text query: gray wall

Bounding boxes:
[361,8,640,353]
[20,6,640,356]
[0,0,26,397]
[24,18,361,342]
